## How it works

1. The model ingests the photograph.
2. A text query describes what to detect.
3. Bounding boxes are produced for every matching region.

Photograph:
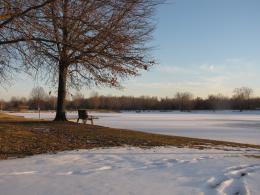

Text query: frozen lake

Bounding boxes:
[10,111,260,145]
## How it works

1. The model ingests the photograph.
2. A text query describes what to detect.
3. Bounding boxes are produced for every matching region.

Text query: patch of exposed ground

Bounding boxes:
[0,112,259,160]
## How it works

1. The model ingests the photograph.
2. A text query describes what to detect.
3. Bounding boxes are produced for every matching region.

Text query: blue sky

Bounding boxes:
[1,0,260,100]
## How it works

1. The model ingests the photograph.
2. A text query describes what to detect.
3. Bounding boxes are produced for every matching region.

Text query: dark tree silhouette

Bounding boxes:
[233,87,253,111]
[175,92,193,112]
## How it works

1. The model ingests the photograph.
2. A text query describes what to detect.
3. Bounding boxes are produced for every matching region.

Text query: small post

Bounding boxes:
[38,104,41,119]
[38,93,41,119]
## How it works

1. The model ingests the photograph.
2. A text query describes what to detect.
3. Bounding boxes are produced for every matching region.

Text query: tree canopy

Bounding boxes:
[12,0,161,120]
[0,0,56,83]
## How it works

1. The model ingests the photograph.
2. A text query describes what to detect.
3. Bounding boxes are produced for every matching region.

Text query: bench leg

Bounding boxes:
[77,118,79,123]
[91,119,93,125]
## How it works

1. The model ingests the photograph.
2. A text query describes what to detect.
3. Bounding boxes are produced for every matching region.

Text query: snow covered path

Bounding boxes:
[0,147,260,195]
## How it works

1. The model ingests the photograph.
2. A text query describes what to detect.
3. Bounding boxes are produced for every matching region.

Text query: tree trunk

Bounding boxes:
[54,63,68,121]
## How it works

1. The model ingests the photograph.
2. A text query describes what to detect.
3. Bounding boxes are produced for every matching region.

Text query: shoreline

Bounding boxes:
[0,112,260,160]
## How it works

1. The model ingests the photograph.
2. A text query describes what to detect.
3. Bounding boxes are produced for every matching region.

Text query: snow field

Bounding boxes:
[0,147,260,195]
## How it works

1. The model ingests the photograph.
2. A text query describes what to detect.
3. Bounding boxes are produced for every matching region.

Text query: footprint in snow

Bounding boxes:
[57,166,112,176]
[0,171,37,176]
[163,156,214,164]
[205,164,260,195]
[226,164,260,172]
[96,166,112,171]
[217,178,249,195]
[191,156,214,163]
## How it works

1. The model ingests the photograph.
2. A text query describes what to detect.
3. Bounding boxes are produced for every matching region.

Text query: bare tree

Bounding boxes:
[14,0,162,121]
[0,0,57,83]
[208,93,230,111]
[88,92,101,110]
[72,91,84,110]
[233,87,253,111]
[0,98,4,111]
[30,86,48,118]
[30,86,47,100]
[0,1,55,27]
[175,92,193,112]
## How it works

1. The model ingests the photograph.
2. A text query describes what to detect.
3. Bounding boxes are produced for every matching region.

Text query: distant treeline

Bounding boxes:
[69,93,260,111]
[1,87,260,112]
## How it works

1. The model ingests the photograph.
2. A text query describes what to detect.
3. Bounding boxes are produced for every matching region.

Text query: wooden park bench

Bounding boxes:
[77,109,97,125]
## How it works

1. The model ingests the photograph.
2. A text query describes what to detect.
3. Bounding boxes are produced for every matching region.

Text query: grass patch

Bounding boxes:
[0,112,259,160]
[0,112,34,121]
[245,155,260,159]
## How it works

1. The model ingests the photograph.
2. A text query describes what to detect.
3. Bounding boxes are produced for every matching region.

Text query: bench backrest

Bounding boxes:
[78,109,88,119]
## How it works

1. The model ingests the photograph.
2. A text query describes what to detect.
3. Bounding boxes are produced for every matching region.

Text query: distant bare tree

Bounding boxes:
[30,86,47,101]
[233,87,253,111]
[0,98,4,111]
[88,92,101,109]
[175,92,193,112]
[72,91,84,110]
[30,86,47,118]
[208,93,230,111]
[14,0,162,121]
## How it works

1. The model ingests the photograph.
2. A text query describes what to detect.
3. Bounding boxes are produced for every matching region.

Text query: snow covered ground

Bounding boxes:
[10,111,260,145]
[0,147,260,195]
[4,111,260,194]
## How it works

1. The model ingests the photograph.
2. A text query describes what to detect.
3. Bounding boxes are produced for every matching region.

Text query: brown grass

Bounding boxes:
[244,155,260,159]
[0,112,259,160]
[0,112,31,121]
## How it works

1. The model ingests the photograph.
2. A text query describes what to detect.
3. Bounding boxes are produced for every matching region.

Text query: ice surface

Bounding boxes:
[10,111,260,144]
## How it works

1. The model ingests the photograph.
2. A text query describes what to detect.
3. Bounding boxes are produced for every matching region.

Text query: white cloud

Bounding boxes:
[157,65,188,74]
[129,58,260,97]
[225,58,243,63]
[199,64,215,72]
